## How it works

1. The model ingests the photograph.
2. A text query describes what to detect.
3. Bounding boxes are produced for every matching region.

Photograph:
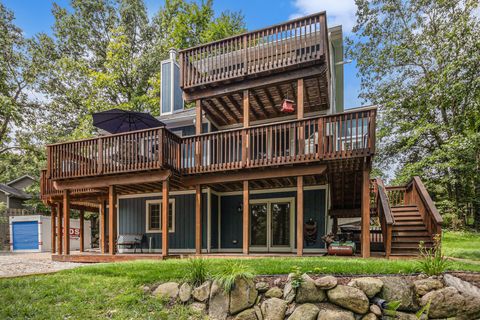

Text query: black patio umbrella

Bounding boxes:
[92,109,165,134]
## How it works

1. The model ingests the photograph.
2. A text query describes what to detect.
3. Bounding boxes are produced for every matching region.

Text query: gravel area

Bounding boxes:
[0,252,87,278]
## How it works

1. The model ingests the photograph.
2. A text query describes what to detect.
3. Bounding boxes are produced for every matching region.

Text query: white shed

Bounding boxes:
[9,215,91,252]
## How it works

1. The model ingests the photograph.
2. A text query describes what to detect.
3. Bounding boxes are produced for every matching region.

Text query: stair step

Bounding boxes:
[393,221,425,226]
[393,231,431,237]
[391,205,418,211]
[392,210,420,216]
[394,216,423,222]
[393,226,428,231]
[392,237,433,245]
[392,243,433,249]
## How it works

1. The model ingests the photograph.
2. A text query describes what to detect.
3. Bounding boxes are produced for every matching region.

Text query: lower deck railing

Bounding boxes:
[45,108,376,182]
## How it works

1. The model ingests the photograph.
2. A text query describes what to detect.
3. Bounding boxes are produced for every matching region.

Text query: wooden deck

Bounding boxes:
[42,107,376,192]
[179,12,329,91]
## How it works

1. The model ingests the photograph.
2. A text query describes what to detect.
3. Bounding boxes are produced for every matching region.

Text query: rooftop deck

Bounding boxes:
[179,12,329,92]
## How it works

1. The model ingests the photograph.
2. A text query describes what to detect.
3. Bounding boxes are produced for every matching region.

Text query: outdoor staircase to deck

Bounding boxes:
[372,177,442,258]
[390,205,433,255]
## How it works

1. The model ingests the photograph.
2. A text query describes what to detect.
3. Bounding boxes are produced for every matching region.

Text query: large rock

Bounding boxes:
[327,285,369,314]
[361,313,377,320]
[234,308,258,320]
[283,275,296,303]
[420,286,465,318]
[255,281,269,293]
[348,277,383,298]
[314,275,338,289]
[230,278,258,314]
[370,304,382,317]
[459,293,480,320]
[287,303,319,320]
[153,282,179,299]
[378,277,418,312]
[209,280,229,320]
[317,308,355,320]
[413,278,443,296]
[295,274,326,303]
[265,287,283,298]
[261,298,287,320]
[190,302,206,313]
[383,311,418,320]
[178,282,192,302]
[192,280,211,302]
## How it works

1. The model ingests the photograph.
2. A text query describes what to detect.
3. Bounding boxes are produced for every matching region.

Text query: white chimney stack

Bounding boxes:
[160,48,183,115]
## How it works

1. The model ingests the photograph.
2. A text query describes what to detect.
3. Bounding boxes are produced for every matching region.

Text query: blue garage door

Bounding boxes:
[13,221,39,250]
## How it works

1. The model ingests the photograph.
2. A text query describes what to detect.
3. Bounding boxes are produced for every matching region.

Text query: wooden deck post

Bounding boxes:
[195,100,202,168]
[297,78,305,157]
[99,200,106,254]
[51,205,56,254]
[63,190,70,255]
[108,186,117,255]
[242,180,249,255]
[79,209,84,252]
[297,176,304,256]
[162,179,170,257]
[57,203,62,254]
[195,185,202,255]
[242,90,250,167]
[361,168,371,258]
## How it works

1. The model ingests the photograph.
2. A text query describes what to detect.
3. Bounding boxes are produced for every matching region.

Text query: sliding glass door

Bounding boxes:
[250,198,294,252]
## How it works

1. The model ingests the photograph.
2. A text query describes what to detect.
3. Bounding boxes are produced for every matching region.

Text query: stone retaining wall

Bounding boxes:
[148,273,480,319]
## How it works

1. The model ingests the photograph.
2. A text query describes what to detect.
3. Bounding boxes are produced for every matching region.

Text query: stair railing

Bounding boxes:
[405,176,443,236]
[373,178,395,258]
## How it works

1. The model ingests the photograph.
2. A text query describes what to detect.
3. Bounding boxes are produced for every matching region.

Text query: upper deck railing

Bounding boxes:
[45,108,376,183]
[179,12,328,89]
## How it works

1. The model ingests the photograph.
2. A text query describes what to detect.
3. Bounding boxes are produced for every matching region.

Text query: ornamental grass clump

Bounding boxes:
[184,257,210,286]
[418,234,450,276]
[212,261,255,292]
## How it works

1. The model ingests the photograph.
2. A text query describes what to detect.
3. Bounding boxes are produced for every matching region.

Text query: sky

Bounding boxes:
[2,0,363,108]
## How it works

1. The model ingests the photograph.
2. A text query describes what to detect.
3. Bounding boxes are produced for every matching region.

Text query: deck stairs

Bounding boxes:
[390,205,433,255]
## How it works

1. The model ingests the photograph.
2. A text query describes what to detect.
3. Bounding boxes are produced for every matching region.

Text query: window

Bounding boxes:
[146,199,175,233]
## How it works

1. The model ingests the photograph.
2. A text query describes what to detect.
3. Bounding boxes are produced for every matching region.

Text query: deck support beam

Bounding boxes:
[63,190,70,255]
[361,168,371,258]
[108,186,117,255]
[162,179,170,257]
[242,180,249,255]
[195,185,202,255]
[57,203,63,254]
[79,209,84,252]
[297,176,304,256]
[99,200,106,254]
[51,205,56,254]
[195,100,202,167]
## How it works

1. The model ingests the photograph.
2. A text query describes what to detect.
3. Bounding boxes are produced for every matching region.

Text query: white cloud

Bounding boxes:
[290,0,357,33]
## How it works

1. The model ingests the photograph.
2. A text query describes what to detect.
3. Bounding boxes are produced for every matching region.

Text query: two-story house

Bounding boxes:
[40,12,441,262]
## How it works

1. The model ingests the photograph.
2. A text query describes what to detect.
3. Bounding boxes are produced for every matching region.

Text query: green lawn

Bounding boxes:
[0,231,479,319]
[443,231,480,261]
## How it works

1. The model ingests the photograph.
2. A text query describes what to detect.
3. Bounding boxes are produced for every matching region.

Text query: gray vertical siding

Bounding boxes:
[117,187,327,251]
[219,189,327,250]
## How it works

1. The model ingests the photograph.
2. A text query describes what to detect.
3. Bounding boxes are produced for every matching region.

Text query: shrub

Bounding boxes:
[184,258,209,286]
[212,261,254,292]
[418,234,450,276]
[289,265,304,289]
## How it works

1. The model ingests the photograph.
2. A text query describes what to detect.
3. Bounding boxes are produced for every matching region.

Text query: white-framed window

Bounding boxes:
[145,199,175,233]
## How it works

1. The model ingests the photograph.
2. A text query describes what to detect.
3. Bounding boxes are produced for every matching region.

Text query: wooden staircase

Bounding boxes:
[390,205,433,255]
[372,177,443,258]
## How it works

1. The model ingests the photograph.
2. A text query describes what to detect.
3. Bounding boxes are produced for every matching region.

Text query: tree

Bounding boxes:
[0,3,39,155]
[32,0,245,139]
[347,0,480,228]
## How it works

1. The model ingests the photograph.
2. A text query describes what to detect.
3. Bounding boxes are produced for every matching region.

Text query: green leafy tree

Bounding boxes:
[32,0,245,139]
[347,0,480,229]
